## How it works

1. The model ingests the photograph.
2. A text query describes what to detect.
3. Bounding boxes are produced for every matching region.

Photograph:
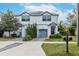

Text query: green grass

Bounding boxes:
[45,36,76,42]
[42,43,79,56]
[0,37,17,41]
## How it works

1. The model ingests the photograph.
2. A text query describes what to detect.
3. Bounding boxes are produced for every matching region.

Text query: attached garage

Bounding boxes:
[38,29,48,38]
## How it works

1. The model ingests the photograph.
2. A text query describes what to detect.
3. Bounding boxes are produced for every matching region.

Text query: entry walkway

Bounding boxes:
[32,38,46,41]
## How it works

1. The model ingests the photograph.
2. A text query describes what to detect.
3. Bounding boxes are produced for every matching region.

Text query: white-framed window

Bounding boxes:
[22,15,30,21]
[42,15,51,21]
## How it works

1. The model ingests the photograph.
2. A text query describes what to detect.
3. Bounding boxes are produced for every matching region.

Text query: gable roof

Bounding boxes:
[48,22,57,26]
[41,11,58,16]
[20,12,30,16]
[15,11,59,16]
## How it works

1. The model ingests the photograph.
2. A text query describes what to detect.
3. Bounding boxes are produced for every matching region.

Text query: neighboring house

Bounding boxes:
[2,11,59,38]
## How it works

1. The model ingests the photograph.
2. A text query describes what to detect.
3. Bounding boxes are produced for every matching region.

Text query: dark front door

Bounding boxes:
[51,26,55,34]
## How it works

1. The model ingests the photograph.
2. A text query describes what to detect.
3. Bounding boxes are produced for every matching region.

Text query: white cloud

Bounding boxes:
[20,3,33,6]
[20,4,58,13]
[57,10,68,23]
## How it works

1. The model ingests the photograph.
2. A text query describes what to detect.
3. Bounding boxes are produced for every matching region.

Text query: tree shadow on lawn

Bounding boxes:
[65,52,75,56]
[0,42,23,52]
[49,52,76,56]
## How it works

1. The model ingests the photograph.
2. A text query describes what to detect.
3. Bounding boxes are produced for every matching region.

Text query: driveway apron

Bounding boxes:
[0,41,46,56]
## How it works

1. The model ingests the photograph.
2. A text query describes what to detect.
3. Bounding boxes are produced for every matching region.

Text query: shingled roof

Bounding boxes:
[15,11,59,16]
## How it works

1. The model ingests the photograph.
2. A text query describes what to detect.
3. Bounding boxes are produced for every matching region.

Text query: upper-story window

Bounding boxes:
[43,15,51,21]
[22,15,30,21]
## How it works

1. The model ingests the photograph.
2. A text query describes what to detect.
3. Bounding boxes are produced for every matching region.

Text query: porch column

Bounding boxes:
[22,25,26,38]
[37,29,39,38]
[55,26,58,34]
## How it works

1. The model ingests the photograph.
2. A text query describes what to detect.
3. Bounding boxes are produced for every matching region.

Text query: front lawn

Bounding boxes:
[45,36,76,42]
[42,43,79,56]
[0,37,17,41]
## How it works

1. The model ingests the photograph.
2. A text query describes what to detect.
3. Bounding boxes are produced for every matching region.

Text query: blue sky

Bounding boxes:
[0,3,76,14]
[0,3,24,14]
[0,3,76,23]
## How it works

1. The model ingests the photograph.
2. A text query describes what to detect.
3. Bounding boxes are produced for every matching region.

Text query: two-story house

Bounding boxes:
[3,11,59,38]
[15,11,59,38]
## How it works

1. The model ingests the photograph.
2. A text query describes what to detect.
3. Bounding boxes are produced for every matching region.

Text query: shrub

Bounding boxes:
[68,26,76,36]
[11,33,17,37]
[58,21,66,35]
[63,37,66,41]
[23,35,32,41]
[26,24,37,38]
[59,31,66,35]
[63,37,73,41]
[0,31,4,37]
[49,34,62,38]
[69,37,73,41]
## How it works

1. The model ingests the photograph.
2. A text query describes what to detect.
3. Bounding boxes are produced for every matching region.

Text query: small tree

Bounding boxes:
[0,22,5,37]
[32,24,37,38]
[26,24,37,38]
[67,9,77,36]
[68,25,76,36]
[12,18,22,33]
[58,21,66,35]
[26,24,34,38]
[67,12,77,26]
[1,10,21,37]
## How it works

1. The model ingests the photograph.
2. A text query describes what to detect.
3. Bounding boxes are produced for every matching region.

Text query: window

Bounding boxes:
[47,15,51,21]
[43,16,46,21]
[22,15,30,21]
[43,15,51,21]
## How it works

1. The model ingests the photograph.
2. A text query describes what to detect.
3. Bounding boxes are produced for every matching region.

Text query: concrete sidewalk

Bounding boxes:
[43,42,77,44]
[0,41,45,56]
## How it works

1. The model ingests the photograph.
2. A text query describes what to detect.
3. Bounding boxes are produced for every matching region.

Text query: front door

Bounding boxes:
[51,26,55,34]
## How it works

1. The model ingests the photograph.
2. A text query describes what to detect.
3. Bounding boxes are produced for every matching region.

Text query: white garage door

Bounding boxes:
[39,29,48,38]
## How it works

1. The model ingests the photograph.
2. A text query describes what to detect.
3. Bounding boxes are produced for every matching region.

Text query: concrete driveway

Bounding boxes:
[0,41,45,56]
[32,38,46,41]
